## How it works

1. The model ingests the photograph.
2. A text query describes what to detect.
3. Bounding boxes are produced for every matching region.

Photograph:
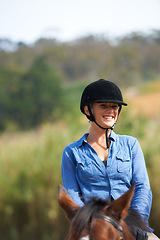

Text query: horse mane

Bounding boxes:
[124,208,150,238]
[68,197,109,240]
[68,197,150,240]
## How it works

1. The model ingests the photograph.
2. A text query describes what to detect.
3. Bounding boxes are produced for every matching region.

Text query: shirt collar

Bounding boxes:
[109,131,116,141]
[77,131,116,147]
[77,133,89,147]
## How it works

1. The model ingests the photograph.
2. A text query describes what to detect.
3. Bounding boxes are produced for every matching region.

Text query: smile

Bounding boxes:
[103,115,114,120]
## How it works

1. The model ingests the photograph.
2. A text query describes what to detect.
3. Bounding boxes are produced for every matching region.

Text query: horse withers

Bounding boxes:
[58,184,150,240]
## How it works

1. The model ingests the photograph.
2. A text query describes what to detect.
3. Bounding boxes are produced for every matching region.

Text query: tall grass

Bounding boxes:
[0,118,88,240]
[0,80,160,239]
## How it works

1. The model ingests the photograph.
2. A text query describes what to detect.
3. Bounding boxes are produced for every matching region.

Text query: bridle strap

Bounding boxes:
[94,213,124,239]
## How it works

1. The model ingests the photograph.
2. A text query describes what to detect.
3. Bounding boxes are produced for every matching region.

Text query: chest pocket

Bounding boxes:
[76,158,93,180]
[116,152,131,173]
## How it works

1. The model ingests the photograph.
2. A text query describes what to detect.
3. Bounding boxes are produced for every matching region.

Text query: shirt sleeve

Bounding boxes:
[61,146,84,207]
[131,139,152,221]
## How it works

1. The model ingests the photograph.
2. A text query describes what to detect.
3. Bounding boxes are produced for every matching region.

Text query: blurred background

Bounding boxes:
[0,0,160,239]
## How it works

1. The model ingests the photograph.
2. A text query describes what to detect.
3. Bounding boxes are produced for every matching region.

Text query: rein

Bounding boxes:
[94,213,124,240]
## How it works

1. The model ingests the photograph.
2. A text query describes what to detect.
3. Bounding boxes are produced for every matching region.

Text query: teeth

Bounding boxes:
[104,116,112,119]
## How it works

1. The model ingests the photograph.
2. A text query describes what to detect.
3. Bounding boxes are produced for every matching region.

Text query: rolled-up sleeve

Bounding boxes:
[61,146,84,207]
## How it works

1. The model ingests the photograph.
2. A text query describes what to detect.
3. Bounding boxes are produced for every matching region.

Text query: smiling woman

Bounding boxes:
[80,79,127,148]
[85,102,119,130]
[61,79,158,240]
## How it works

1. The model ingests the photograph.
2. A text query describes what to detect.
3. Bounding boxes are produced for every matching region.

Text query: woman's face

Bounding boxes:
[91,102,119,129]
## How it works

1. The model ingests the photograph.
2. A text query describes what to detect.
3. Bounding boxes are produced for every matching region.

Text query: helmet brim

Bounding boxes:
[94,99,127,106]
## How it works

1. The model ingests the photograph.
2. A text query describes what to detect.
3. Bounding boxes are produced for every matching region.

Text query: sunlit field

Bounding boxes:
[0,80,160,239]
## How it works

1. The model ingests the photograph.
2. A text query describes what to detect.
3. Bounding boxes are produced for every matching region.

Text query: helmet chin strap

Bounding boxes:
[87,104,118,149]
[95,120,116,149]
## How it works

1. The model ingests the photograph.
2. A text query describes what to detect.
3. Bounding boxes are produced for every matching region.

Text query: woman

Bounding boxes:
[61,79,158,239]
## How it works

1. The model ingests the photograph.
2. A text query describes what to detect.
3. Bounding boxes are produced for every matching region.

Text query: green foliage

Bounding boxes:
[62,81,89,120]
[0,31,160,238]
[16,57,63,128]
[0,120,87,240]
[0,107,160,239]
[0,58,63,130]
[116,108,148,139]
[1,31,160,84]
[0,67,22,129]
[0,31,160,130]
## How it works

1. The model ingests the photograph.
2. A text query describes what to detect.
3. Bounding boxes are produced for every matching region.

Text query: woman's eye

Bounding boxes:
[100,104,106,108]
[112,105,119,110]
[99,104,119,110]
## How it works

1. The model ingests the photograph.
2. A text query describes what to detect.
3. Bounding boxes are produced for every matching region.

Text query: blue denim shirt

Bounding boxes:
[61,131,152,223]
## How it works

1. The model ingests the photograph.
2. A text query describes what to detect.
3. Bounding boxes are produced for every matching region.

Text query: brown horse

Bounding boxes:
[58,184,150,240]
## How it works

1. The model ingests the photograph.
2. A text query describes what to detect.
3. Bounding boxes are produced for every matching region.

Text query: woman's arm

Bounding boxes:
[131,139,152,221]
[61,146,84,207]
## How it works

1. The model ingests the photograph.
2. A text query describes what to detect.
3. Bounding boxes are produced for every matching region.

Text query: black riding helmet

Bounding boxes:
[80,79,127,148]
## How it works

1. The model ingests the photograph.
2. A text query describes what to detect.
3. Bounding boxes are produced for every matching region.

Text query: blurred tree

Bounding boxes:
[0,31,160,130]
[13,57,63,128]
[0,67,22,129]
[0,58,63,130]
[1,31,160,86]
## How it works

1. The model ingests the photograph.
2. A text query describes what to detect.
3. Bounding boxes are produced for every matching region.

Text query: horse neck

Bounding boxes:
[121,220,135,240]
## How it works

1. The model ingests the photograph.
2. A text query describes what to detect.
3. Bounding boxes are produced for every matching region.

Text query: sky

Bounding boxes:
[1,0,160,44]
